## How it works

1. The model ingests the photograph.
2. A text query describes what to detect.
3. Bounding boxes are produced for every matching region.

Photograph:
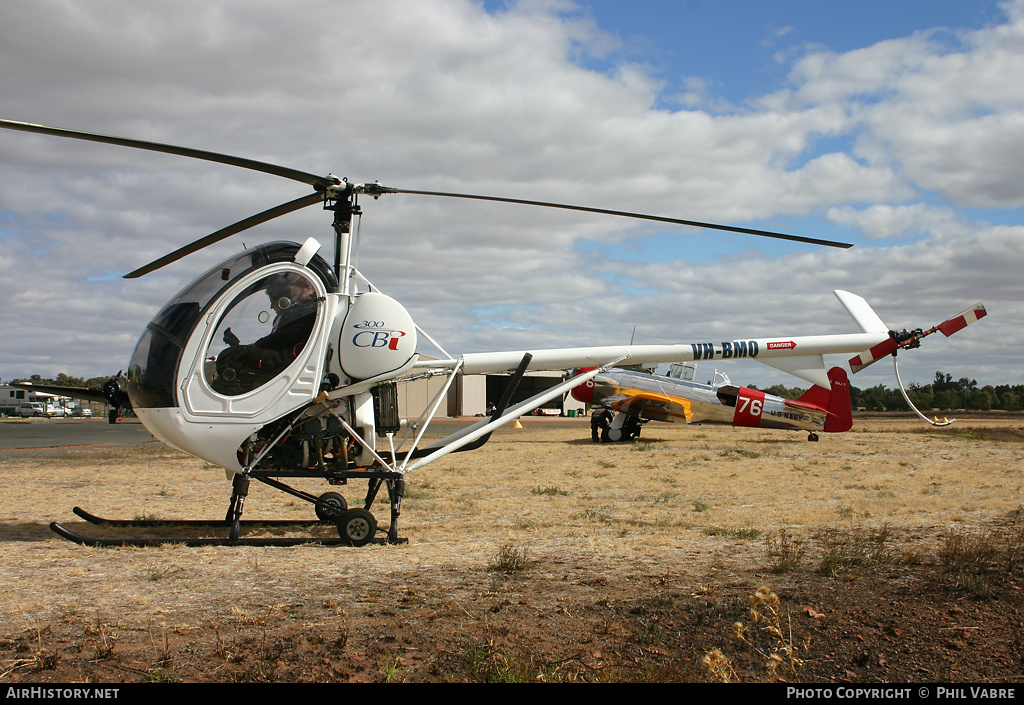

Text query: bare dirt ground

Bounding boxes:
[1,413,1022,683]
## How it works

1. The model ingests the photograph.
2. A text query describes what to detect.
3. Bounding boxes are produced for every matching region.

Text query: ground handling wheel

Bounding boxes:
[337,508,377,547]
[602,426,624,442]
[314,491,348,521]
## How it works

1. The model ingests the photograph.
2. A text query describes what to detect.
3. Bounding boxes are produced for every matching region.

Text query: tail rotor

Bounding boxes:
[848,302,988,426]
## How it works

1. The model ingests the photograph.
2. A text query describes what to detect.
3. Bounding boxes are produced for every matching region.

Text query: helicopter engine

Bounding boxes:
[244,405,354,472]
[241,381,401,473]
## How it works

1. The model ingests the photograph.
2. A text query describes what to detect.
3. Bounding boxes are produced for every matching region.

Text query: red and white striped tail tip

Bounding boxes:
[848,302,987,374]
[848,337,899,374]
[938,303,987,337]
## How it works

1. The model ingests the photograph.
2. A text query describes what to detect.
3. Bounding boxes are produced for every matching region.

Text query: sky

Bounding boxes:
[0,0,1021,391]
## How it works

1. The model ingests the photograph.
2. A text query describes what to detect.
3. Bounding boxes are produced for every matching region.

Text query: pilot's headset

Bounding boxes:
[266,274,294,313]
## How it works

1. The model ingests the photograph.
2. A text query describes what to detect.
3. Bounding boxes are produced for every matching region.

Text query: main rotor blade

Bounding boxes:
[124,192,323,278]
[0,119,333,189]
[389,188,853,249]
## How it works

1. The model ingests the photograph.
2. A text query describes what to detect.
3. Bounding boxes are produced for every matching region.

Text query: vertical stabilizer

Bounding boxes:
[834,290,889,333]
[796,366,853,433]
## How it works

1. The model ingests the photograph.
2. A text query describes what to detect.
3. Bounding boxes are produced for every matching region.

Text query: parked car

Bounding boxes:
[18,402,45,417]
[71,407,94,417]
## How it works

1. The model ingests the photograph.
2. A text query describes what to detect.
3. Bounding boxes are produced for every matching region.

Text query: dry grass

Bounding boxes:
[0,414,1022,681]
[3,418,1023,608]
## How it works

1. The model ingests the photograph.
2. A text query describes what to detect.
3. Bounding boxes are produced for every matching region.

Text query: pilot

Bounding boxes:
[265,275,293,330]
[214,273,319,394]
[249,274,317,362]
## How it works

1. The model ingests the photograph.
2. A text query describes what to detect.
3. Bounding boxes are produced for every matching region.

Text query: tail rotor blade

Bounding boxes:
[937,303,987,337]
[848,301,988,373]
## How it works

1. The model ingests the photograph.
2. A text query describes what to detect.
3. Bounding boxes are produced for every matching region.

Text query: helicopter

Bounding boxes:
[574,298,986,442]
[0,118,986,547]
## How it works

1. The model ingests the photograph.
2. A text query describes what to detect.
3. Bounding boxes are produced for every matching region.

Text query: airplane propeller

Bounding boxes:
[1,118,854,279]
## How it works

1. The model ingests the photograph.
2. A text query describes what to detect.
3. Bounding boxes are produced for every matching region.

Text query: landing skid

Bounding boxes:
[52,501,409,548]
[72,506,328,528]
[49,522,370,547]
[50,359,583,550]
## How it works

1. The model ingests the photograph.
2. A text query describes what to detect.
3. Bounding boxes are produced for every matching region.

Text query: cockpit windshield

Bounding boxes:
[204,271,319,396]
[126,242,336,409]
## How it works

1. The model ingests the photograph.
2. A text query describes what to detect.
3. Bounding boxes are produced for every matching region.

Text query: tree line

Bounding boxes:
[5,373,113,389]
[754,371,1022,412]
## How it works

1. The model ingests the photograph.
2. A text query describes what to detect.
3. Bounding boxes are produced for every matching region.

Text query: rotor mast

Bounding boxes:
[324,180,360,296]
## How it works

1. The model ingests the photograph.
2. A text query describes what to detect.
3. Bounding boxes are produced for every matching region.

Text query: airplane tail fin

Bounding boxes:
[795,366,852,433]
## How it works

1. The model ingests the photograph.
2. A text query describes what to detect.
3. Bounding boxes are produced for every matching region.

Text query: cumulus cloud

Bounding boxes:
[779,3,1024,208]
[0,0,1020,388]
[825,204,965,240]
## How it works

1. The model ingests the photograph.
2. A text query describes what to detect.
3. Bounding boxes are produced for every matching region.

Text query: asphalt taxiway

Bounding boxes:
[0,414,590,452]
[0,418,158,450]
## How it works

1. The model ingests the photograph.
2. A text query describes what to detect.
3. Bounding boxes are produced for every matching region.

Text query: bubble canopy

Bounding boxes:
[126,242,337,410]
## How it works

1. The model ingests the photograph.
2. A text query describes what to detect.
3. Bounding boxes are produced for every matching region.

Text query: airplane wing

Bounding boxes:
[12,376,131,411]
[607,391,692,423]
[11,382,109,405]
[598,393,631,407]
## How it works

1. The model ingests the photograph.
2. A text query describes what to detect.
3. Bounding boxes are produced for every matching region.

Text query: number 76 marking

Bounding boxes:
[738,396,762,416]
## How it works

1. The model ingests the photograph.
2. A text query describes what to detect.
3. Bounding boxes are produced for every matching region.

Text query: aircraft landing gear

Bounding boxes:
[225,474,250,543]
[601,416,644,442]
[48,469,407,547]
[337,508,377,546]
[807,432,819,442]
[314,491,348,521]
[603,427,623,442]
[316,487,384,546]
